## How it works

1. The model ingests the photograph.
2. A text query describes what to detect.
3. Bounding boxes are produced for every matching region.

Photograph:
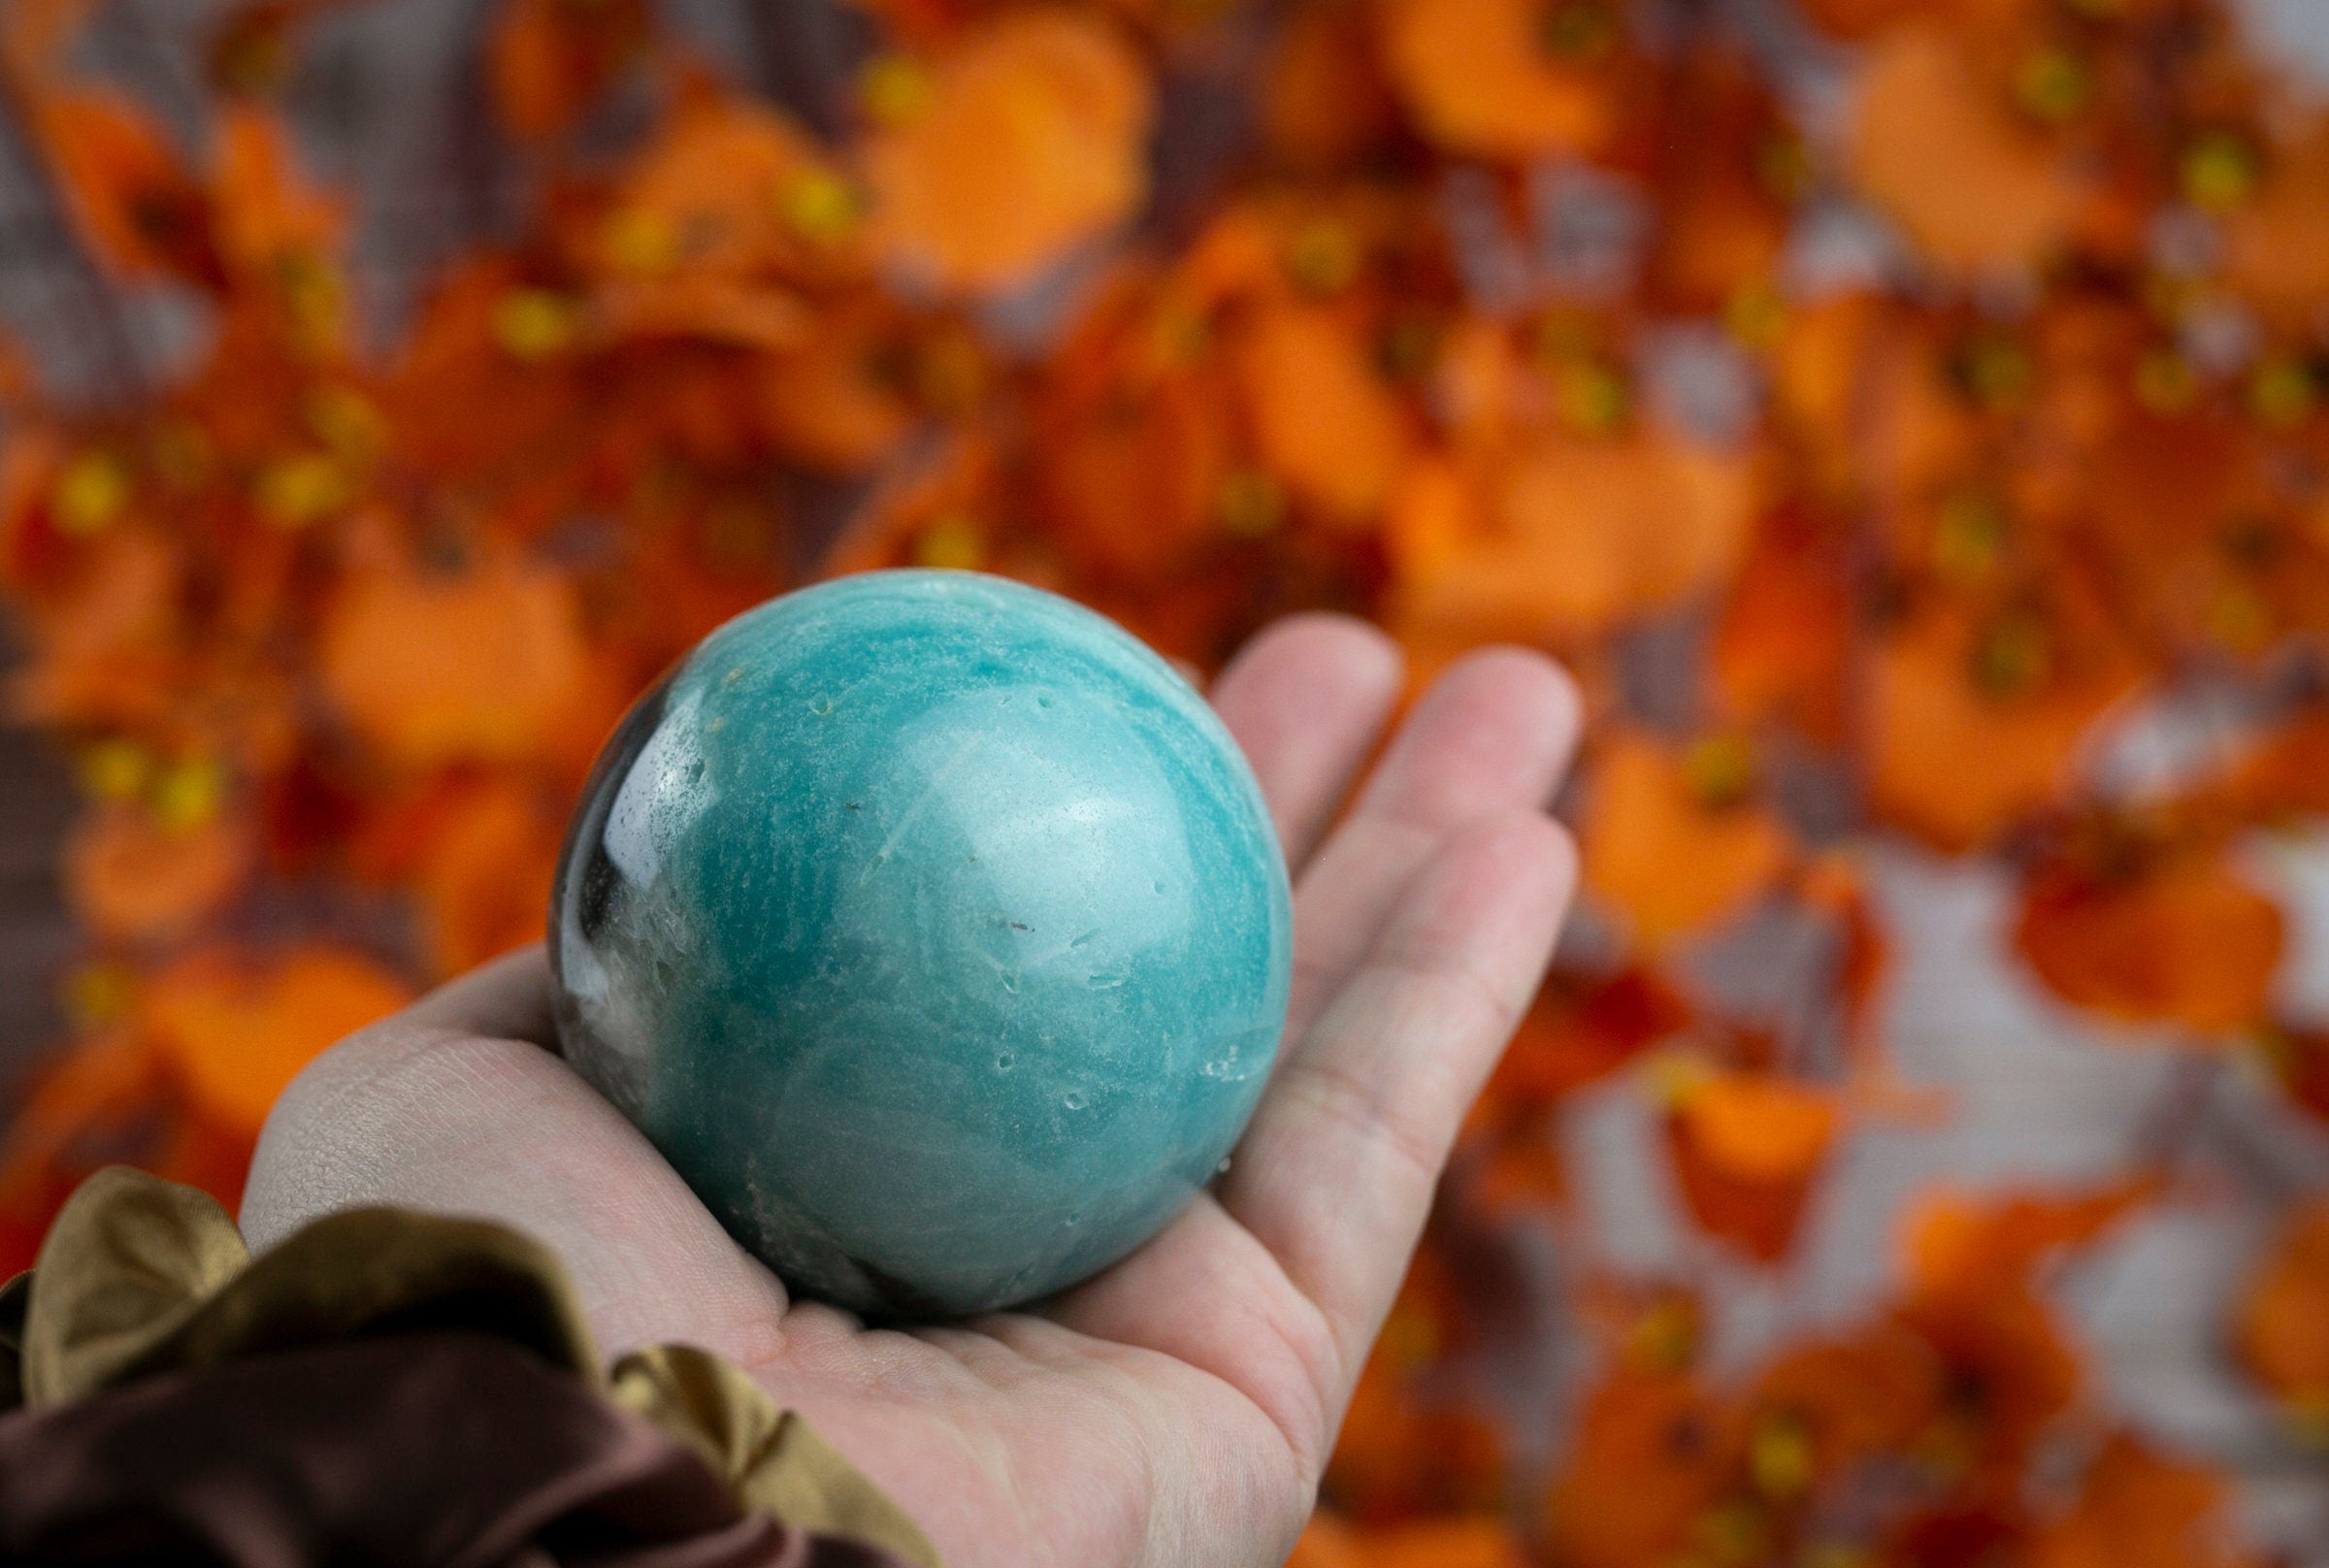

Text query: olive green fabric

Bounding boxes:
[16,1167,250,1406]
[0,1167,941,1568]
[10,1167,594,1408]
[611,1344,941,1568]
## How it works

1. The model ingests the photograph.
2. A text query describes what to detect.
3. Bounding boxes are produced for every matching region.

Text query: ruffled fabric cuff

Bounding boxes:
[0,1167,940,1568]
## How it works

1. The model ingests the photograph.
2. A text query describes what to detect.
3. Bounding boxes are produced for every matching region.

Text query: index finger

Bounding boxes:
[398,942,560,1044]
[1206,614,1405,872]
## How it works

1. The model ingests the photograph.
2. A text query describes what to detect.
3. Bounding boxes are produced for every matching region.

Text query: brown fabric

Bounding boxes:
[10,1165,595,1410]
[0,1328,908,1568]
[0,1168,945,1568]
[0,1268,28,1409]
[611,1346,941,1568]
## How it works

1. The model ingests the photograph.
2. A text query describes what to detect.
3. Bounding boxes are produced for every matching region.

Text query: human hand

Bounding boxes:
[243,615,1580,1568]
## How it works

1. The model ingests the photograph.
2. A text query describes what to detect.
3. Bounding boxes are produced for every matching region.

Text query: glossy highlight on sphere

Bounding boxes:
[550,571,1293,1318]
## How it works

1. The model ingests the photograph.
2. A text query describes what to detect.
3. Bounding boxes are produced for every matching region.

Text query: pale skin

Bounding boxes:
[243,615,1582,1568]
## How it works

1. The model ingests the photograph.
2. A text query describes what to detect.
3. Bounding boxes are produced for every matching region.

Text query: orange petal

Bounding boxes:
[0,1029,167,1272]
[318,552,591,769]
[2027,1433,2242,1568]
[1361,1518,1533,1568]
[1379,0,1622,161]
[1262,3,1398,172]
[1489,965,1692,1107]
[590,90,862,283]
[1236,303,1410,525]
[2222,126,2329,331]
[0,1030,159,1207]
[1664,1068,1840,1261]
[143,944,413,1134]
[62,804,253,944]
[2235,1197,2329,1413]
[489,0,651,142]
[4,0,105,69]
[1037,371,1230,577]
[2014,853,2282,1037]
[1545,1369,1739,1568]
[1866,604,2137,853]
[1848,26,2084,274]
[866,13,1156,293]
[1750,1323,1944,1477]
[756,309,922,473]
[1580,730,1792,945]
[210,103,343,275]
[1709,510,1852,742]
[1903,1180,2154,1295]
[29,90,223,286]
[1672,1071,1840,1184]
[1287,1513,1367,1568]
[1643,51,1791,313]
[1389,436,1758,649]
[412,778,564,978]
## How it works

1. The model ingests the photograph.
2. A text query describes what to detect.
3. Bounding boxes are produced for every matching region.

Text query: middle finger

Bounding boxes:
[1283,645,1580,1045]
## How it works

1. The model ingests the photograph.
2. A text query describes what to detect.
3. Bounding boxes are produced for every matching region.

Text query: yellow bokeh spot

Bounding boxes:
[1285,220,1361,296]
[1755,132,1810,200]
[60,961,141,1031]
[1554,357,1630,436]
[276,248,345,356]
[604,206,681,276]
[255,452,354,529]
[777,169,863,242]
[1643,1045,1720,1110]
[1537,0,1620,62]
[2251,1024,2296,1078]
[1217,469,1287,538]
[52,450,134,536]
[2286,1393,2329,1450]
[1916,1408,1984,1480]
[1798,1544,1875,1568]
[1954,335,2035,411]
[1932,492,2009,585]
[861,53,935,126]
[1749,1411,1815,1501]
[151,421,216,492]
[2181,132,2259,212]
[1690,1501,1772,1568]
[1147,301,1212,369]
[1377,313,1441,383]
[1376,1297,1441,1370]
[213,26,291,97]
[913,515,985,571]
[1625,1295,1699,1372]
[493,288,582,361]
[1682,733,1757,810]
[2133,347,2198,414]
[2207,582,2274,654]
[305,384,387,461]
[1724,281,1787,350]
[1969,611,2051,699]
[150,756,225,833]
[2247,358,2317,428]
[2015,49,2091,124]
[78,737,153,802]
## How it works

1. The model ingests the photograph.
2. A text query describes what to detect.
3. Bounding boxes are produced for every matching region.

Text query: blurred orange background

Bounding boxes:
[1,0,2328,1562]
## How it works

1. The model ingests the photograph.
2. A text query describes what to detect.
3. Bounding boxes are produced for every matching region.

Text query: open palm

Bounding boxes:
[243,615,1580,1568]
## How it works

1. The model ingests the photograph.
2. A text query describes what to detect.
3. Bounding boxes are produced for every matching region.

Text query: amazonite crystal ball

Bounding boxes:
[550,571,1292,1318]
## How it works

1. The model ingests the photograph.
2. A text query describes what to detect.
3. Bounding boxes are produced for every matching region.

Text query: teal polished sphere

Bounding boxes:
[550,571,1292,1319]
